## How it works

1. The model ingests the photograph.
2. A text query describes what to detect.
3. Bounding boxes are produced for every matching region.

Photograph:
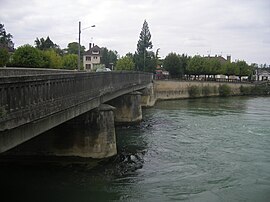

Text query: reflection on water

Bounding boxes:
[1,97,270,202]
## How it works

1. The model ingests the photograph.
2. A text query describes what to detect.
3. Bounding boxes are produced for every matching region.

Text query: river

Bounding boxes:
[1,97,270,202]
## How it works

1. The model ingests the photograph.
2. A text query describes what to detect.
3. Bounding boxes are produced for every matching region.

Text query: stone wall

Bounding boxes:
[154,80,255,100]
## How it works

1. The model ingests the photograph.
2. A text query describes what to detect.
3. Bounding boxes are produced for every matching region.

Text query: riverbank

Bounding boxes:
[153,80,255,101]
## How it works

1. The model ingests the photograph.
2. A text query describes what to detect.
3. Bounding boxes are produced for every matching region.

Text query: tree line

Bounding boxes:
[0,22,259,79]
[0,23,118,69]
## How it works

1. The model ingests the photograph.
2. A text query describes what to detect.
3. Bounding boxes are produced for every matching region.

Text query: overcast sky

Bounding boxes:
[1,0,269,64]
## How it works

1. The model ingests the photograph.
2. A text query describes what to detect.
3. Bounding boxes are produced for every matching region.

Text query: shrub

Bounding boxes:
[188,85,200,98]
[219,84,231,97]
[202,85,212,96]
[240,85,252,95]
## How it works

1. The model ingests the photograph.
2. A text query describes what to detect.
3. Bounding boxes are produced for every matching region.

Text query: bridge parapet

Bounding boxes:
[0,71,153,132]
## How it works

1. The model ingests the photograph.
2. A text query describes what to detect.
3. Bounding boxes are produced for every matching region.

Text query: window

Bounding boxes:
[86,56,91,61]
[86,64,91,69]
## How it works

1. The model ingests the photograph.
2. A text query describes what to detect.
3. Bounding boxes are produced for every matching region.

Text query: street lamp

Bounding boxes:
[78,21,95,70]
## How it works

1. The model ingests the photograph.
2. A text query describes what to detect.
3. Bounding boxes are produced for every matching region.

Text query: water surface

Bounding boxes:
[1,97,270,202]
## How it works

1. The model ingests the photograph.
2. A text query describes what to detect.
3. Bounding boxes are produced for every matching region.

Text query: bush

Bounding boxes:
[202,85,212,96]
[12,45,44,67]
[188,85,200,98]
[0,48,10,67]
[219,84,231,97]
[240,85,252,95]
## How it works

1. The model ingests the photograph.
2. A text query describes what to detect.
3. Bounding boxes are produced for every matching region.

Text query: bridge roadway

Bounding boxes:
[0,68,153,153]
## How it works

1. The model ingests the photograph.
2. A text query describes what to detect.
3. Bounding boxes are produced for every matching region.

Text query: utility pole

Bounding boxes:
[78,21,81,71]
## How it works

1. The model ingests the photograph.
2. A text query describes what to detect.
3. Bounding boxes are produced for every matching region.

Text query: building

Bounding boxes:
[255,68,270,81]
[205,55,231,64]
[83,43,102,71]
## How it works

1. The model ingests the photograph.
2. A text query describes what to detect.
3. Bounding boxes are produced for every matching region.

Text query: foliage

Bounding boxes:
[42,49,62,68]
[100,47,118,68]
[12,45,45,67]
[222,62,239,79]
[236,60,251,81]
[65,42,85,55]
[0,48,9,67]
[0,23,14,51]
[135,20,154,71]
[163,52,182,78]
[240,85,270,96]
[188,85,200,98]
[62,54,77,70]
[186,56,204,76]
[218,84,231,97]
[35,36,63,55]
[115,56,135,71]
[202,85,212,96]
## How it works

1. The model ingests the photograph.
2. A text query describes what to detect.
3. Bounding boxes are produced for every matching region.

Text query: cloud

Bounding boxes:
[0,0,269,64]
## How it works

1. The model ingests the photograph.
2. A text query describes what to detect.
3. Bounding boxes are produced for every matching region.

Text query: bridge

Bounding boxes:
[0,68,154,158]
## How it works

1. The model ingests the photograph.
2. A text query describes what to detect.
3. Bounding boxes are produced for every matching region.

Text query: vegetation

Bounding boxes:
[219,84,231,97]
[100,47,118,68]
[202,85,212,96]
[12,45,45,67]
[62,54,77,70]
[0,48,9,67]
[115,56,135,70]
[240,85,270,96]
[188,86,200,98]
[0,23,14,51]
[134,20,156,72]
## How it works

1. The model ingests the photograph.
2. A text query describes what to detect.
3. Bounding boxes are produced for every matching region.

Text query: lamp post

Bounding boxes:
[78,21,81,70]
[78,22,95,71]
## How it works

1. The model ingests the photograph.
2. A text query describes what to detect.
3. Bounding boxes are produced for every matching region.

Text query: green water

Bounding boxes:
[1,97,270,202]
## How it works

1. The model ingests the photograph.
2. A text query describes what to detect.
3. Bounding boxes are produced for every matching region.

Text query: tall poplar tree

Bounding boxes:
[135,20,154,71]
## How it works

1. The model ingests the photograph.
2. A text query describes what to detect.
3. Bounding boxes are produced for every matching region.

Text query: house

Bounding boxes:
[255,68,270,81]
[204,55,231,64]
[83,43,102,71]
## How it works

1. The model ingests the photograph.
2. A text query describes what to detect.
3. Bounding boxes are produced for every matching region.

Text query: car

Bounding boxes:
[96,68,112,72]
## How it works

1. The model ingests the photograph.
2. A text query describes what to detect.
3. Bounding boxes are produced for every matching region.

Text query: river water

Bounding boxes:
[1,97,270,202]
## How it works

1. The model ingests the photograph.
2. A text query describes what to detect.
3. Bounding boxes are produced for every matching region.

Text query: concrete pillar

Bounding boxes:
[53,104,117,158]
[140,83,156,107]
[108,91,142,125]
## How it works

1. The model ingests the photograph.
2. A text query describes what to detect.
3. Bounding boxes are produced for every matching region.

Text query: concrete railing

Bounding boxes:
[0,71,153,131]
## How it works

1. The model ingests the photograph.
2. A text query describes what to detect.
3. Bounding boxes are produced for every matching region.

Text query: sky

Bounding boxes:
[0,0,269,65]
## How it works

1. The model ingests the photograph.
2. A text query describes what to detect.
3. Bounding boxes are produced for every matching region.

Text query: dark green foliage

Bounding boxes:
[101,47,118,68]
[0,23,14,51]
[202,85,212,96]
[188,86,200,98]
[163,52,182,78]
[135,20,154,71]
[240,85,270,95]
[12,45,45,67]
[66,42,85,55]
[0,48,9,67]
[219,84,231,97]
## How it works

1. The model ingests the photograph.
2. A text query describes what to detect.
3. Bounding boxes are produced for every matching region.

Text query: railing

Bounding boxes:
[0,71,153,131]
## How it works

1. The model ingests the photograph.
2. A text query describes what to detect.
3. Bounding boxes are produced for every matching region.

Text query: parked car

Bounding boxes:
[96,68,111,72]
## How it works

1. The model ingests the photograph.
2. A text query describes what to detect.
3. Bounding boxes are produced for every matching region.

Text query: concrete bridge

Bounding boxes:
[0,68,154,158]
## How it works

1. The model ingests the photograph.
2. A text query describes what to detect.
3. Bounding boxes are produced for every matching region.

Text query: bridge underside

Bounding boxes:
[0,71,153,154]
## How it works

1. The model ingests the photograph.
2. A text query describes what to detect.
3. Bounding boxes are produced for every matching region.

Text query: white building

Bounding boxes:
[83,43,102,71]
[256,68,270,81]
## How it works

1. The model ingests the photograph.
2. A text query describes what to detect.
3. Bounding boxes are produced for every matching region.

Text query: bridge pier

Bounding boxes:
[140,83,156,107]
[108,91,142,125]
[52,104,117,158]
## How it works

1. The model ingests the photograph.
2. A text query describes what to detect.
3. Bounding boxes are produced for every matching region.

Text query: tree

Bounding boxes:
[42,49,62,68]
[35,36,63,55]
[163,53,182,78]
[62,54,77,70]
[0,48,9,67]
[135,20,153,71]
[100,47,118,68]
[115,56,135,71]
[236,60,251,81]
[66,42,85,55]
[12,45,44,67]
[0,23,14,51]
[186,56,204,78]
[222,62,238,79]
